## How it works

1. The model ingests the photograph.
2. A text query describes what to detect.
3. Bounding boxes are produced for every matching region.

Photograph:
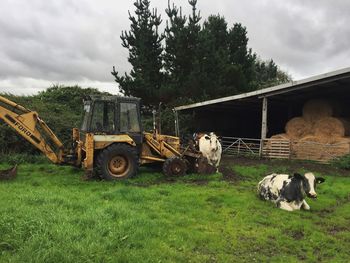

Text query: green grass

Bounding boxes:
[0,161,349,262]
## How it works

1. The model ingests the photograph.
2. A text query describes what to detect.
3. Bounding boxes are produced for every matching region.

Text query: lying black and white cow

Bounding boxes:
[257,172,325,211]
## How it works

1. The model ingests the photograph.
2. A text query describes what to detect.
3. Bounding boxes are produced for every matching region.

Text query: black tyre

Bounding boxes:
[96,144,138,180]
[162,157,187,177]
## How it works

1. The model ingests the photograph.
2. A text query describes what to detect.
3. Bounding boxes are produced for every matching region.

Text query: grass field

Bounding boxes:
[0,158,349,262]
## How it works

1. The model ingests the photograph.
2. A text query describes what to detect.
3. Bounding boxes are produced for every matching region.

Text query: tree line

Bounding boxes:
[112,0,291,109]
[0,86,108,155]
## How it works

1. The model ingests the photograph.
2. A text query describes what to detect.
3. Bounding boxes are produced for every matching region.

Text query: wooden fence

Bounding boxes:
[261,139,291,159]
[221,136,350,163]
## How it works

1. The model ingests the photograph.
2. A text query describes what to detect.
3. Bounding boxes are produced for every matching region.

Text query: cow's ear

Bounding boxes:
[293,173,303,179]
[316,177,325,184]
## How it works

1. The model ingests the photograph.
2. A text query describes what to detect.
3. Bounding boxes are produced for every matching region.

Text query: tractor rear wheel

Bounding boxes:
[162,157,187,177]
[96,144,138,180]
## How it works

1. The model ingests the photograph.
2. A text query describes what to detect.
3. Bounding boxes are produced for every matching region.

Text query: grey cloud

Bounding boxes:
[220,0,350,78]
[0,0,349,94]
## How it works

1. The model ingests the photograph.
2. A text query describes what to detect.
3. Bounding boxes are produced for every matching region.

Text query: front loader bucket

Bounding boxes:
[0,165,17,180]
[196,157,217,174]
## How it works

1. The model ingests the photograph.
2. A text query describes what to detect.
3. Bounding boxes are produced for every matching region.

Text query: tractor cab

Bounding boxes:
[81,95,143,144]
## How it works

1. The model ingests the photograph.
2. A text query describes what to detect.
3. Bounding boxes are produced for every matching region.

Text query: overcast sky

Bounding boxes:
[0,0,349,95]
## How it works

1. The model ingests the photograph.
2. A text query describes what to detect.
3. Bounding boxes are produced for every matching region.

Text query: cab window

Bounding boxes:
[90,101,115,133]
[120,103,140,133]
[81,102,91,132]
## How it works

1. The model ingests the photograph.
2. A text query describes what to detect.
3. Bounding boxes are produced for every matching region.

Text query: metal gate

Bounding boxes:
[221,137,261,156]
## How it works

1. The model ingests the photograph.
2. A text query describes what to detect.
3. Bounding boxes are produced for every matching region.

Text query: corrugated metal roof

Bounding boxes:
[174,66,350,111]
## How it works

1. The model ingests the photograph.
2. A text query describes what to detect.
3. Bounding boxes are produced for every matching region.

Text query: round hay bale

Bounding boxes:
[299,135,322,143]
[314,117,346,137]
[302,99,334,122]
[328,137,350,156]
[332,137,350,144]
[293,136,350,161]
[293,136,326,161]
[270,133,290,140]
[300,133,340,144]
[285,117,313,139]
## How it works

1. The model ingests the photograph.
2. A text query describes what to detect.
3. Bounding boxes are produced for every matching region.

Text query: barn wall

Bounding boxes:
[192,106,262,138]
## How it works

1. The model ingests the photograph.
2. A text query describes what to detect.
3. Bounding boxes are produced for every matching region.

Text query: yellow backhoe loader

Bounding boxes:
[0,95,212,180]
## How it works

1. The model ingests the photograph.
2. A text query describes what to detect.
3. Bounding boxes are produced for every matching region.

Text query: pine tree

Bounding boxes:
[163,0,202,103]
[111,0,164,108]
[199,15,231,98]
[184,0,202,99]
[162,1,188,102]
[253,59,291,88]
[227,23,256,92]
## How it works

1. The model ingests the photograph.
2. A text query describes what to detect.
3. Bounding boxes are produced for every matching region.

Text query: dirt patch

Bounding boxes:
[163,177,209,185]
[187,180,209,185]
[219,165,243,183]
[290,230,304,240]
[327,225,349,235]
[316,194,350,218]
[317,207,335,217]
[0,165,17,180]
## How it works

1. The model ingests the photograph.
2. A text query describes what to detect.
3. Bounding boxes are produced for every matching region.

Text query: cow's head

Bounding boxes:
[293,172,325,198]
[207,132,220,152]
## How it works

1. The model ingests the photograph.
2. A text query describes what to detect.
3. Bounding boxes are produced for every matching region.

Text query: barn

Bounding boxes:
[174,67,350,162]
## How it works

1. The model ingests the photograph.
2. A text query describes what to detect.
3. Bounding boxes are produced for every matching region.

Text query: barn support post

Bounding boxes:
[259,97,268,157]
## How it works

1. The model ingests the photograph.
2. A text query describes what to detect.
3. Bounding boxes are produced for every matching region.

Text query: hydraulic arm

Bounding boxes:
[0,95,65,164]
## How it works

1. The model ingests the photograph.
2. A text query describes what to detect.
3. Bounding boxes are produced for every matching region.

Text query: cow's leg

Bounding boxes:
[217,154,221,169]
[215,164,219,173]
[277,200,294,211]
[302,200,310,210]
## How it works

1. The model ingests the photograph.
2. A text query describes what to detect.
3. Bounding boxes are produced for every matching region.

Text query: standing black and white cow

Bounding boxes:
[196,132,222,171]
[257,172,325,211]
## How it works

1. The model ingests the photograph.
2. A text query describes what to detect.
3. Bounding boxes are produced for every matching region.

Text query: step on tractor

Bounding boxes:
[0,95,213,180]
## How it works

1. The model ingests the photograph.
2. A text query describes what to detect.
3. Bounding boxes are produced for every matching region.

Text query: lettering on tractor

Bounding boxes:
[0,95,218,180]
[15,123,32,137]
[5,114,40,143]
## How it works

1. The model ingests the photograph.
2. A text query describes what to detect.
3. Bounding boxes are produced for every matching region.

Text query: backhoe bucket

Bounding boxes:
[0,165,17,180]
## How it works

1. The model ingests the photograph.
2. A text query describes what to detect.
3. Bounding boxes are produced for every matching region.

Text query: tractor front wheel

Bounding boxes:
[96,144,138,180]
[162,157,187,177]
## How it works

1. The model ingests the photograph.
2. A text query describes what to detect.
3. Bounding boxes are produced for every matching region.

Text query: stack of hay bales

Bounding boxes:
[269,99,350,162]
